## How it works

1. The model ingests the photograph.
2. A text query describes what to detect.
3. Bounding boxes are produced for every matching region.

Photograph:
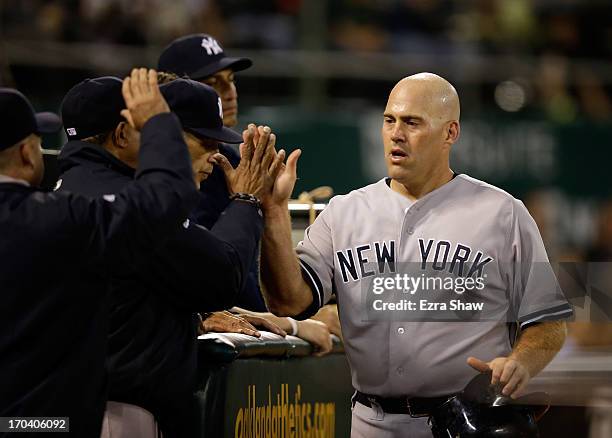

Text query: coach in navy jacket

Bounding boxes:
[0,71,199,437]
[159,33,267,311]
[57,78,267,438]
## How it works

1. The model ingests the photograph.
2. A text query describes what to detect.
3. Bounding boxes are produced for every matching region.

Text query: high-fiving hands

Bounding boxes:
[213,123,301,208]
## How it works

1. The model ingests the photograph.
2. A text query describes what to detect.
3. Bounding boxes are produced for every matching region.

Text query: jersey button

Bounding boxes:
[397,366,404,374]
[397,327,405,334]
[407,228,414,235]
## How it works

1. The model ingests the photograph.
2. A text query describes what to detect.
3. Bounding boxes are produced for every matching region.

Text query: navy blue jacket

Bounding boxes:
[195,143,266,311]
[0,113,198,438]
[56,135,263,437]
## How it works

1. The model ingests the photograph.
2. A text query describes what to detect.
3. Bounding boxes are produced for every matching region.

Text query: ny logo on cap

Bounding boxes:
[201,37,223,56]
[217,97,223,120]
[67,128,77,136]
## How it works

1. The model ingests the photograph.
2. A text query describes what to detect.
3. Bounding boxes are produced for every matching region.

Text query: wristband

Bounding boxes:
[230,192,262,208]
[286,317,299,336]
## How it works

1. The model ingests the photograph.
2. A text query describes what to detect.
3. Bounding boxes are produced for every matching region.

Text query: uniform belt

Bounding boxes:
[354,390,454,417]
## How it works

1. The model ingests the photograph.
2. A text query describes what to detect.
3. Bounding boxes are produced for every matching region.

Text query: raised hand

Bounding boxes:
[270,148,301,207]
[120,68,169,131]
[212,124,285,200]
[238,124,302,208]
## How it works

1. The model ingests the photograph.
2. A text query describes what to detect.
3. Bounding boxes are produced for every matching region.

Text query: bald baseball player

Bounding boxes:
[259,73,572,437]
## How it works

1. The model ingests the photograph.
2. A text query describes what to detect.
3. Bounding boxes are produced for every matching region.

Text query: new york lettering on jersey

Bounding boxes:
[334,237,494,284]
[336,240,396,283]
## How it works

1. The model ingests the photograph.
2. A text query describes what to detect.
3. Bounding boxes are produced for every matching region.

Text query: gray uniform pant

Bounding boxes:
[351,400,433,438]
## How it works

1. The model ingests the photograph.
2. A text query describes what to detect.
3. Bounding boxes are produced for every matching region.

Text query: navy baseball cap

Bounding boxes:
[0,88,61,151]
[158,34,252,80]
[160,78,243,144]
[61,76,124,140]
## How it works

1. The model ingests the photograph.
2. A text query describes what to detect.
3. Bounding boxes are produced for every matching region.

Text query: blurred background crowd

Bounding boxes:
[1,0,611,267]
[3,0,612,119]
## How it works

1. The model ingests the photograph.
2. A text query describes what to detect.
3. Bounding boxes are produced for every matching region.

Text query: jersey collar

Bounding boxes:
[0,174,30,186]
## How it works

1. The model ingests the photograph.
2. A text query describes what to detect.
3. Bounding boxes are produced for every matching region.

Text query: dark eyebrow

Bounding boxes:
[400,115,424,123]
[383,113,424,123]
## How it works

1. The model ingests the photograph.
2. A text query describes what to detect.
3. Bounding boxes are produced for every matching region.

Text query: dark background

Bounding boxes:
[2,0,611,260]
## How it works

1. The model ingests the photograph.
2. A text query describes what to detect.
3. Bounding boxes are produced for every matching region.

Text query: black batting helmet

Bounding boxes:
[428,372,549,437]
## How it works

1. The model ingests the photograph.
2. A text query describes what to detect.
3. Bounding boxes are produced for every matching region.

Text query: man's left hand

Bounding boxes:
[467,356,531,399]
[268,149,301,208]
[238,313,287,337]
[200,311,261,337]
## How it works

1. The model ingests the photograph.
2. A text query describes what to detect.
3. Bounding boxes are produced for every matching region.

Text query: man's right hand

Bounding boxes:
[296,319,333,357]
[312,304,342,340]
[121,68,170,131]
[213,124,285,199]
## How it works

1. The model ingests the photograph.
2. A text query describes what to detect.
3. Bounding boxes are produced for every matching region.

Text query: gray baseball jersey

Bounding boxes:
[296,174,572,398]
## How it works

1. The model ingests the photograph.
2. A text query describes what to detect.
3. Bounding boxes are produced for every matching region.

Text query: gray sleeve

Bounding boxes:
[295,200,336,316]
[510,199,573,329]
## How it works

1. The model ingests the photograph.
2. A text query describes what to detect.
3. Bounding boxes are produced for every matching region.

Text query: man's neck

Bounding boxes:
[390,167,454,201]
[102,143,137,170]
[0,172,30,186]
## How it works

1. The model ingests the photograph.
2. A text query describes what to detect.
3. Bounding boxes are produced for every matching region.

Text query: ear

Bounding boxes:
[445,120,460,145]
[113,122,129,149]
[17,138,43,185]
[18,141,35,169]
